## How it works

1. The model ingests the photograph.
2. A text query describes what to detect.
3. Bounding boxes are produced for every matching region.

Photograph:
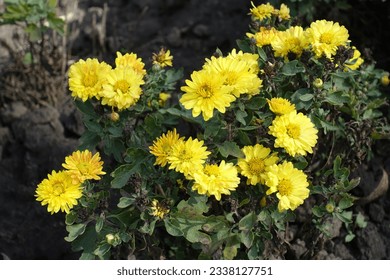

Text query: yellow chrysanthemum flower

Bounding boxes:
[227,49,260,74]
[101,67,145,110]
[344,46,364,71]
[149,129,184,167]
[115,51,146,76]
[68,58,112,101]
[158,92,171,107]
[265,161,310,212]
[167,137,211,177]
[272,26,307,61]
[62,149,106,184]
[249,2,275,21]
[152,48,173,68]
[277,3,291,21]
[203,55,262,97]
[247,27,278,48]
[150,199,170,219]
[237,144,279,186]
[180,69,236,121]
[268,111,318,157]
[267,97,296,115]
[35,170,83,214]
[381,74,390,86]
[304,19,349,59]
[192,161,240,201]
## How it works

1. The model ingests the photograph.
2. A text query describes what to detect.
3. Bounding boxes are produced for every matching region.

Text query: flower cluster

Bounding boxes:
[35,150,105,214]
[247,2,363,67]
[149,129,240,201]
[180,49,262,121]
[68,52,146,111]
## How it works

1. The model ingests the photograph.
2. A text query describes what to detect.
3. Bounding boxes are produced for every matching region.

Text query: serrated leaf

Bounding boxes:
[240,230,254,248]
[111,163,141,189]
[65,223,86,242]
[325,92,350,106]
[281,60,305,76]
[338,197,354,210]
[217,141,244,158]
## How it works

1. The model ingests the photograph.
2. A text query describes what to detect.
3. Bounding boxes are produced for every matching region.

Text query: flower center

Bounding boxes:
[248,158,265,173]
[198,84,213,98]
[319,32,333,44]
[76,163,89,175]
[204,164,220,176]
[278,178,292,196]
[52,182,66,196]
[287,123,300,139]
[114,80,130,93]
[83,71,98,87]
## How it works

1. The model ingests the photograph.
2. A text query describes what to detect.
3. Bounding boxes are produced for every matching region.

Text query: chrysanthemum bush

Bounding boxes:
[36,2,390,259]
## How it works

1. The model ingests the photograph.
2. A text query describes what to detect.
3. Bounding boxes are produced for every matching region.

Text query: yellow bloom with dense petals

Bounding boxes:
[35,170,83,214]
[237,144,279,186]
[149,129,184,167]
[267,97,296,115]
[265,161,310,212]
[305,20,349,59]
[167,137,211,177]
[180,69,236,121]
[344,46,364,71]
[152,48,173,68]
[277,4,290,21]
[249,2,275,21]
[150,199,170,219]
[68,58,112,101]
[247,27,278,48]
[192,161,240,201]
[268,111,318,157]
[227,49,260,74]
[203,55,262,97]
[62,150,106,184]
[101,67,145,110]
[115,51,146,76]
[272,26,307,61]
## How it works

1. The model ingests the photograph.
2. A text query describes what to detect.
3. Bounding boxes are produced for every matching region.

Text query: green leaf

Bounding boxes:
[335,211,353,224]
[93,243,111,259]
[239,212,257,231]
[111,163,140,189]
[217,141,244,158]
[117,197,135,208]
[223,235,240,260]
[95,216,104,233]
[345,233,355,243]
[312,205,327,218]
[338,197,354,210]
[245,96,267,110]
[65,223,86,242]
[75,99,98,118]
[236,39,252,53]
[355,212,367,228]
[164,219,184,236]
[65,212,77,225]
[281,60,305,76]
[236,109,248,125]
[324,91,350,106]
[257,47,267,62]
[240,230,254,248]
[79,131,101,151]
[299,93,314,102]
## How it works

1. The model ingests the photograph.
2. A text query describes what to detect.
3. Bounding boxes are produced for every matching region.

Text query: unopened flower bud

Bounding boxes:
[110,111,120,122]
[381,74,389,86]
[313,78,323,89]
[325,203,335,213]
[106,233,115,245]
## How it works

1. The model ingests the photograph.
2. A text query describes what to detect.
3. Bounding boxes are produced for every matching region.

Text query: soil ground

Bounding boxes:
[0,0,389,260]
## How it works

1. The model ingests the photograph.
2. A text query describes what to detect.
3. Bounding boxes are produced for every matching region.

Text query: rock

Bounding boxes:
[193,24,210,37]
[356,222,386,259]
[0,101,28,125]
[368,202,385,223]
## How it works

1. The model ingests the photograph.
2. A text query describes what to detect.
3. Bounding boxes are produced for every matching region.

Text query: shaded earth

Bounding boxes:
[0,0,390,260]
